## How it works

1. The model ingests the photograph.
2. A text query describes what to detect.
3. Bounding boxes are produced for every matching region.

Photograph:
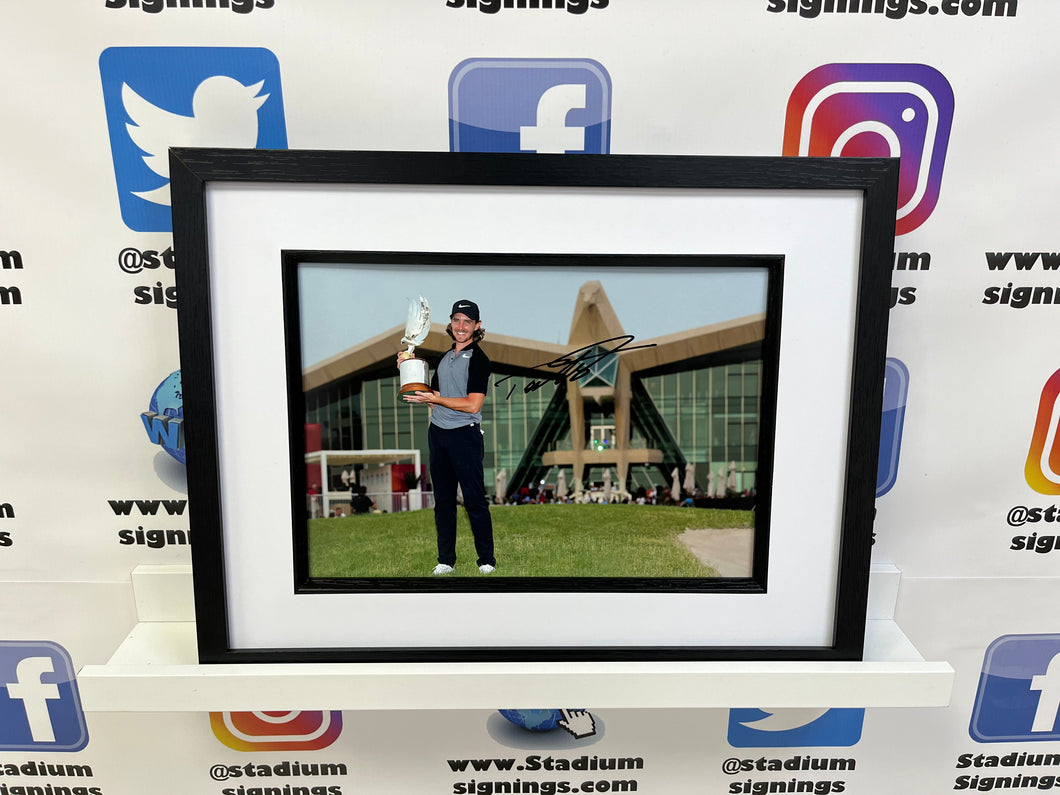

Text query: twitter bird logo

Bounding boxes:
[100,47,287,232]
[123,76,269,207]
[727,708,864,748]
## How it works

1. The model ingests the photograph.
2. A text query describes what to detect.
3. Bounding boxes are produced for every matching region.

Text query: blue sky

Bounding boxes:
[298,260,770,367]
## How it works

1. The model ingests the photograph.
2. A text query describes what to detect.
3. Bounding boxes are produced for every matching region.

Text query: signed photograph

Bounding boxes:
[286,251,781,592]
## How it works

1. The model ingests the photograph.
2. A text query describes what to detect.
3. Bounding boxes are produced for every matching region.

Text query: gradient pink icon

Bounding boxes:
[1026,369,1060,496]
[210,711,342,751]
[783,63,954,236]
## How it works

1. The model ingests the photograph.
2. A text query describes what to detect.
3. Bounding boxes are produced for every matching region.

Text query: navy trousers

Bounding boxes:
[428,424,496,567]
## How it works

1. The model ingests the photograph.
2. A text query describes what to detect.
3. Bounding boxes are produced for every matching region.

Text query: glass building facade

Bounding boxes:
[305,358,760,497]
[636,361,759,493]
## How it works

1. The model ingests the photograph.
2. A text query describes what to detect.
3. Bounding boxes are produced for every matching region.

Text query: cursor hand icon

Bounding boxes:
[558,709,596,739]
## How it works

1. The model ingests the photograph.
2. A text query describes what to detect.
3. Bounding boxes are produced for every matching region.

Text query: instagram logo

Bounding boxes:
[1026,369,1060,496]
[210,711,342,751]
[783,63,954,236]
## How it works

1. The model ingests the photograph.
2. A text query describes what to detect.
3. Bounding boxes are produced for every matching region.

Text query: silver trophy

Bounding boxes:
[398,296,431,395]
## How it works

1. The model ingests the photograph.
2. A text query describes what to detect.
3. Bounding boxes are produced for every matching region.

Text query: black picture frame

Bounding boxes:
[170,149,898,664]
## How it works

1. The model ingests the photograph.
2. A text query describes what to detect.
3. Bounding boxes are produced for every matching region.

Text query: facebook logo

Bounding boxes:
[449,58,611,153]
[877,358,909,498]
[971,635,1060,742]
[0,642,88,751]
[727,708,864,748]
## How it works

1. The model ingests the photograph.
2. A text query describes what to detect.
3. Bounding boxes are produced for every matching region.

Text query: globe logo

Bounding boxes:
[498,709,566,732]
[490,709,600,746]
[141,370,185,464]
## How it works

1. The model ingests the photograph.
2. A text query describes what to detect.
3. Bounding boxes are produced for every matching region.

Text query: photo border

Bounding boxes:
[284,251,781,595]
[170,149,898,663]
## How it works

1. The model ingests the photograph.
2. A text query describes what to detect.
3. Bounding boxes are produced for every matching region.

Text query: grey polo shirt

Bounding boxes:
[429,342,491,429]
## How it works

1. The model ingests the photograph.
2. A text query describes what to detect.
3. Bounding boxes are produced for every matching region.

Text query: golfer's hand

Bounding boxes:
[402,391,433,404]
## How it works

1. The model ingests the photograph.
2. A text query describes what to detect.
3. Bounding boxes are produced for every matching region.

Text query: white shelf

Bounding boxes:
[76,564,954,712]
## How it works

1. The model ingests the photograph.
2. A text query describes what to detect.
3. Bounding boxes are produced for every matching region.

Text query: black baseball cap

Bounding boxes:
[450,299,480,321]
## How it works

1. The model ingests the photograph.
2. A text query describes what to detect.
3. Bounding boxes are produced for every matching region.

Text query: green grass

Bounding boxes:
[308,503,753,579]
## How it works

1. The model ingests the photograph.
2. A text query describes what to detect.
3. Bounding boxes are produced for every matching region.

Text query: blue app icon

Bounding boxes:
[0,641,88,751]
[971,634,1060,743]
[727,708,864,748]
[100,47,287,232]
[877,357,908,497]
[449,58,611,153]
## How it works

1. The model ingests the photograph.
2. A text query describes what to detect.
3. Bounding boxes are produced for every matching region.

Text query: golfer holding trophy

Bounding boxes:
[400,298,497,576]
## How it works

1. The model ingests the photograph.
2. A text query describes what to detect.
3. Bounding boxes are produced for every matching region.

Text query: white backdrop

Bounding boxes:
[2,2,1058,792]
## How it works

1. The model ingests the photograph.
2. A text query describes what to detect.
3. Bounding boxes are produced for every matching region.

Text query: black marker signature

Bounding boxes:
[494,335,657,400]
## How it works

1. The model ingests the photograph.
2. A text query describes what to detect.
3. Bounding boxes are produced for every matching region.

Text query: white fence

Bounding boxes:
[307,491,435,518]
